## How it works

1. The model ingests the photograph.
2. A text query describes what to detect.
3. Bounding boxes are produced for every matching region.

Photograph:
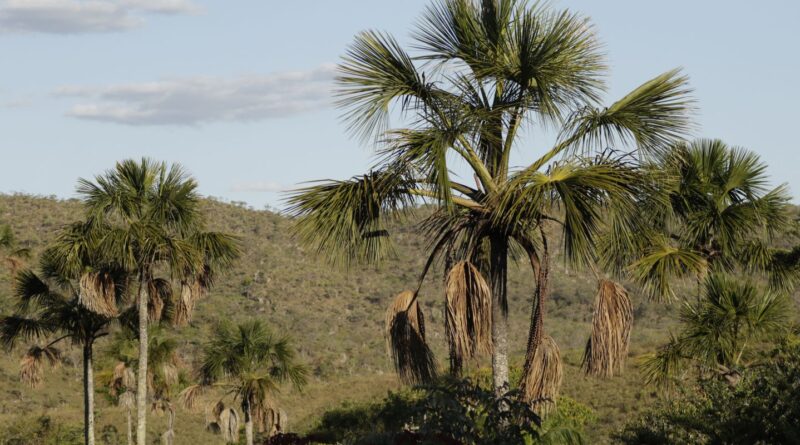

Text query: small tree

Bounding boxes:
[183,320,307,445]
[641,274,790,387]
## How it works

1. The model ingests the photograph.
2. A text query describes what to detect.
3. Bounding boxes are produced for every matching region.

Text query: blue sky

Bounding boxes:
[1,0,798,209]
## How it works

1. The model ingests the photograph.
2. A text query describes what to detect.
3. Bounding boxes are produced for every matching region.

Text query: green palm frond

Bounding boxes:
[337,30,439,142]
[558,69,694,158]
[501,154,641,265]
[0,316,52,350]
[628,244,706,301]
[286,169,417,266]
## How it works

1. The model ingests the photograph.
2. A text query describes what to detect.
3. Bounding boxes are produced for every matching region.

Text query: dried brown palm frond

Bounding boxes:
[218,407,240,444]
[520,335,563,414]
[79,271,118,317]
[445,261,493,363]
[179,384,207,410]
[583,280,633,377]
[148,278,172,322]
[119,391,135,409]
[20,345,61,388]
[172,281,199,327]
[385,290,437,385]
[110,362,136,396]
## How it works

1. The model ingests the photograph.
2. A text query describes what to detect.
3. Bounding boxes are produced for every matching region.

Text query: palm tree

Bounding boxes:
[0,240,127,445]
[106,327,184,445]
[606,139,793,300]
[287,0,693,401]
[641,274,790,387]
[183,320,307,445]
[77,158,240,445]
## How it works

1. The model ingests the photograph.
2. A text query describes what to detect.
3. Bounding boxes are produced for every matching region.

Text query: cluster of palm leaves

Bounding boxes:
[287,0,695,404]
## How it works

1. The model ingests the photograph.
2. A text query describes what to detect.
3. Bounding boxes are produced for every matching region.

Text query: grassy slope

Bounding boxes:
[0,193,687,443]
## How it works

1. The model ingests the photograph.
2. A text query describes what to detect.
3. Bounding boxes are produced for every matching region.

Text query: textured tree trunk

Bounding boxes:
[490,236,509,394]
[136,277,149,445]
[244,402,254,445]
[127,406,133,445]
[83,341,96,445]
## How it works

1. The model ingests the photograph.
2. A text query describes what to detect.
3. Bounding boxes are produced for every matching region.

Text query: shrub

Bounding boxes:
[617,340,800,444]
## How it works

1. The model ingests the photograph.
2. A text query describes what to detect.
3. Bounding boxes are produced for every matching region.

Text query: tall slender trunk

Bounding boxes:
[83,340,96,445]
[136,276,149,445]
[490,236,509,394]
[127,406,133,445]
[244,401,254,445]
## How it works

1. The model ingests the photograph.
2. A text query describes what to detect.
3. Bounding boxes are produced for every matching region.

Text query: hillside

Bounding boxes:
[0,193,702,443]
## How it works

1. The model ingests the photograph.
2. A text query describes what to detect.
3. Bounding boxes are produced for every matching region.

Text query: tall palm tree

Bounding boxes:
[641,274,790,387]
[183,320,307,445]
[106,327,184,445]
[0,238,127,445]
[287,0,693,400]
[606,139,793,300]
[77,158,240,445]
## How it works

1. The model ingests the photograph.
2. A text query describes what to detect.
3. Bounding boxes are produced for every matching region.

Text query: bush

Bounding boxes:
[0,416,83,445]
[309,378,592,445]
[617,341,800,444]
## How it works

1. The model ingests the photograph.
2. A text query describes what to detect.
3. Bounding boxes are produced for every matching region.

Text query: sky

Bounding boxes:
[0,0,798,210]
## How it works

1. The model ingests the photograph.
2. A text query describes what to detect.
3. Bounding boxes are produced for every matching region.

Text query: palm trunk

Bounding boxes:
[489,236,509,394]
[83,340,96,445]
[127,406,133,445]
[244,401,254,445]
[136,276,149,445]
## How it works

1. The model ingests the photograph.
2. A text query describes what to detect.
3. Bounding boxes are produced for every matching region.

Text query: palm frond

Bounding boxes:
[628,244,706,301]
[79,271,119,317]
[385,290,438,385]
[337,30,437,142]
[20,345,62,388]
[583,280,633,377]
[520,335,563,413]
[286,169,416,266]
[0,316,52,350]
[445,261,493,363]
[558,69,694,157]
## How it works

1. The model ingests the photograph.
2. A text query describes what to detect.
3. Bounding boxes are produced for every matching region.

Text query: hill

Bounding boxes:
[0,193,718,443]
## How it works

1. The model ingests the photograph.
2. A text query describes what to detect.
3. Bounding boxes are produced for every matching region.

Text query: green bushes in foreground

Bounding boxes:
[307,378,594,445]
[617,339,800,444]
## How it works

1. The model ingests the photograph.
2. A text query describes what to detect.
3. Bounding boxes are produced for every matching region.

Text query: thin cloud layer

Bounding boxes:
[56,64,336,125]
[0,0,199,34]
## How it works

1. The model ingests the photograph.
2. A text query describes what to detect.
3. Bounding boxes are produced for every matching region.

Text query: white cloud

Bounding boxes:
[0,0,199,34]
[229,181,287,193]
[55,64,336,125]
